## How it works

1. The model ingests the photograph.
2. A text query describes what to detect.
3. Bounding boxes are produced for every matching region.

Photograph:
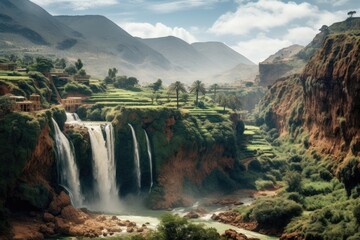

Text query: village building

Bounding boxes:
[62,97,82,112]
[0,63,17,71]
[7,94,42,112]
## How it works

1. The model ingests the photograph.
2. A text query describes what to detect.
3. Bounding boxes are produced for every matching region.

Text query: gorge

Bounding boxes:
[0,1,359,239]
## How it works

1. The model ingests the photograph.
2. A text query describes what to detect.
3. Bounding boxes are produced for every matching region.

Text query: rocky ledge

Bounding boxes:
[9,191,148,239]
[212,211,280,236]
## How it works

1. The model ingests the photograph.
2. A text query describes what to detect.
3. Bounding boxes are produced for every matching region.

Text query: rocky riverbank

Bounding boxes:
[8,191,148,239]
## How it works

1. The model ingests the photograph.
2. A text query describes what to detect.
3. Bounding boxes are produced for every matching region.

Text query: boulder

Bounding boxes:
[54,217,70,235]
[43,212,55,223]
[48,192,71,215]
[61,206,86,224]
[185,211,200,219]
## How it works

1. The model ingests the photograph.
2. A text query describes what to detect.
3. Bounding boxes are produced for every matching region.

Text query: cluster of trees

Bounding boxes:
[101,67,242,111]
[167,80,241,111]
[104,67,139,90]
[64,59,87,76]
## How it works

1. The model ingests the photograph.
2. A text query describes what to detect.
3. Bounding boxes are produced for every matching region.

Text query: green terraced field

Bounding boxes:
[239,125,275,162]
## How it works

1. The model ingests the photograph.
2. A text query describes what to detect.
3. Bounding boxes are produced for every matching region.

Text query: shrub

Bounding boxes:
[285,171,303,192]
[302,182,333,196]
[354,204,360,225]
[248,159,262,171]
[63,81,92,96]
[290,163,303,172]
[249,198,302,229]
[287,192,303,203]
[319,169,333,181]
[149,213,220,240]
[255,180,274,190]
[289,155,302,163]
[338,157,360,196]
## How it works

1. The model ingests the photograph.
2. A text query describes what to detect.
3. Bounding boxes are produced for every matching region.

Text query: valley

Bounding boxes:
[0,1,360,240]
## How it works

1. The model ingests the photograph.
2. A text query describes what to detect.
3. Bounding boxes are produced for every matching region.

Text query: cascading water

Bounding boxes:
[52,118,82,207]
[87,124,118,205]
[105,124,118,196]
[144,130,153,193]
[128,124,141,192]
[66,112,81,122]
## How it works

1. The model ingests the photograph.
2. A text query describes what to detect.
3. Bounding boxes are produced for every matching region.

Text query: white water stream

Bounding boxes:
[128,124,141,192]
[144,130,153,193]
[52,118,82,207]
[87,124,119,206]
[65,112,81,122]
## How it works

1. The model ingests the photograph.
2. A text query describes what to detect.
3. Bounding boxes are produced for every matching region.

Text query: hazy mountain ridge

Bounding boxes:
[139,36,217,73]
[192,42,255,68]
[0,0,257,83]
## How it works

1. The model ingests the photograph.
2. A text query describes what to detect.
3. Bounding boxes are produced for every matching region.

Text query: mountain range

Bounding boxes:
[0,0,256,84]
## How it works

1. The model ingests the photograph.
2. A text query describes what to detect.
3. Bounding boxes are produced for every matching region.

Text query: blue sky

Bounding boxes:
[31,0,359,63]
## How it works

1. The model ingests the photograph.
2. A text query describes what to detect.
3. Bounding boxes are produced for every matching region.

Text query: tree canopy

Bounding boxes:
[75,59,83,71]
[31,57,53,73]
[168,81,187,109]
[189,80,206,107]
[150,79,163,93]
[113,76,139,89]
[348,11,356,18]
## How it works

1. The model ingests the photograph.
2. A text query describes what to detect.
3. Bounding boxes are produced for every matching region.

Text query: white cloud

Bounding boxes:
[120,22,198,43]
[149,0,223,13]
[31,0,118,10]
[284,27,318,46]
[316,0,349,7]
[232,34,292,63]
[210,0,316,35]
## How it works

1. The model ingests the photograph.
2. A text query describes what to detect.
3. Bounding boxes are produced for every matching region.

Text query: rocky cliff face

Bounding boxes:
[258,45,305,87]
[112,108,243,209]
[257,31,360,159]
[302,33,360,156]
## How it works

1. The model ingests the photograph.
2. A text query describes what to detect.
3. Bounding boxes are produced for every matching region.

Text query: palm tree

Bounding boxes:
[209,83,219,100]
[168,81,187,109]
[189,80,206,107]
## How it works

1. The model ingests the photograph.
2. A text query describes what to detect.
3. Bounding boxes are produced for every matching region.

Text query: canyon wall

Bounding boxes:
[256,31,360,179]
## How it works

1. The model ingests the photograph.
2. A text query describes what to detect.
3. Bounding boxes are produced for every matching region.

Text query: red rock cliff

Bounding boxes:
[301,33,360,156]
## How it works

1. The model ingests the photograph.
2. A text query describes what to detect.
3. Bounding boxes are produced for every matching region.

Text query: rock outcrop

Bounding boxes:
[301,33,360,156]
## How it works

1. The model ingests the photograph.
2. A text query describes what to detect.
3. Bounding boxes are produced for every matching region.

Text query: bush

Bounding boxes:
[63,81,92,96]
[148,213,220,240]
[255,180,274,190]
[302,182,333,196]
[0,96,15,116]
[290,163,303,172]
[285,172,303,192]
[249,198,302,229]
[339,157,360,196]
[287,192,303,203]
[248,159,262,171]
[354,204,360,225]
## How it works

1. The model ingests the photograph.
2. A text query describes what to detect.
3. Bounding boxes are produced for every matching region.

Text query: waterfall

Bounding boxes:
[87,124,118,204]
[144,130,153,193]
[52,118,82,207]
[66,112,81,122]
[105,124,118,196]
[128,124,141,192]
